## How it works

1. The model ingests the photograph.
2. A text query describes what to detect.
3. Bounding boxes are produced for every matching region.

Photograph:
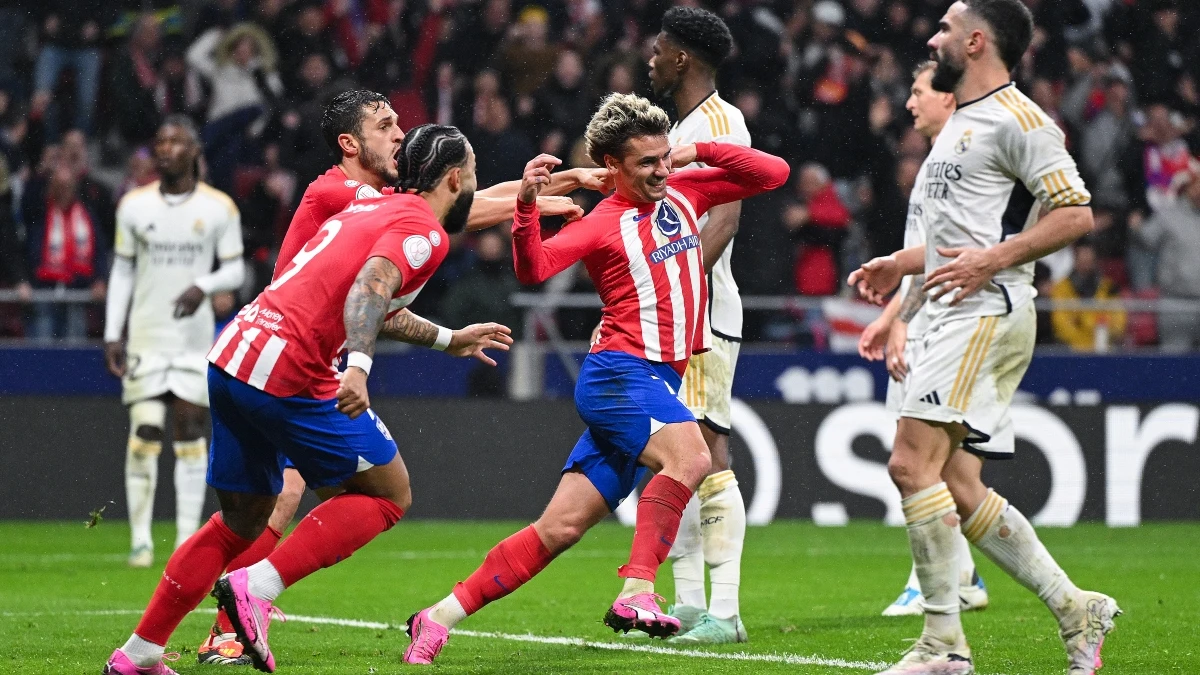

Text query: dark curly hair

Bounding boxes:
[320,89,391,152]
[964,0,1034,71]
[661,6,734,70]
[395,124,470,194]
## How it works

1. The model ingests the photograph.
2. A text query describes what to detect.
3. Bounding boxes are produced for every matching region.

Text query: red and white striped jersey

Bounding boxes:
[274,166,394,278]
[512,142,789,368]
[208,194,448,399]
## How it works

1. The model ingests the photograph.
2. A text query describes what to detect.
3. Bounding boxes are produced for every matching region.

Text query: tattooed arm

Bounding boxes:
[897,274,927,323]
[380,308,440,346]
[337,256,404,418]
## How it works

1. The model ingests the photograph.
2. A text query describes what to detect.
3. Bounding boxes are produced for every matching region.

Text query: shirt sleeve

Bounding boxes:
[215,197,245,260]
[668,142,790,215]
[511,198,600,284]
[114,197,137,259]
[999,118,1091,211]
[366,229,425,285]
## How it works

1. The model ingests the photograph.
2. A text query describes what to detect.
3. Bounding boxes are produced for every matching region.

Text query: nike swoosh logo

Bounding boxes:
[660,536,673,547]
[493,575,509,592]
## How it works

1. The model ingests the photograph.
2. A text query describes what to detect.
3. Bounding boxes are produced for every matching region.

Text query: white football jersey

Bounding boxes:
[921,83,1089,330]
[669,92,752,340]
[114,182,243,354]
[904,155,931,338]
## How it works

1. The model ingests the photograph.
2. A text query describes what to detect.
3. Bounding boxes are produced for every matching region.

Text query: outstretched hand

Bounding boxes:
[847,256,902,306]
[535,195,585,222]
[519,154,562,204]
[447,322,514,366]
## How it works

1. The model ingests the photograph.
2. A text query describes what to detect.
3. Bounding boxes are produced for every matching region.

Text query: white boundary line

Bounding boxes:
[1,609,1021,674]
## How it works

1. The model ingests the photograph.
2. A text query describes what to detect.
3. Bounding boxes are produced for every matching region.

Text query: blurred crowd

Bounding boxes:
[1,0,1200,351]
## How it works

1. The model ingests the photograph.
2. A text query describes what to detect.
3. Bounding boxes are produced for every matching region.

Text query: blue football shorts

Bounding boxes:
[564,350,696,511]
[206,366,398,495]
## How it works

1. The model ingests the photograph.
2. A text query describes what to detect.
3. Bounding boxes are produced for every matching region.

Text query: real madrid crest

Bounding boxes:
[955,129,973,155]
[193,219,205,235]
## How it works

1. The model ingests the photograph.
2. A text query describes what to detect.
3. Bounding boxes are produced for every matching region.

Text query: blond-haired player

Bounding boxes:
[105,115,245,568]
[858,62,988,618]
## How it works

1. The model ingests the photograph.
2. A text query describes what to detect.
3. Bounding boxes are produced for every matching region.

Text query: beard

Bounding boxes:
[930,52,966,94]
[442,189,475,234]
[361,143,399,185]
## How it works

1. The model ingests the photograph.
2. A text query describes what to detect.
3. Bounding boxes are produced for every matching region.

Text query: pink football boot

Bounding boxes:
[101,649,180,675]
[403,608,451,665]
[603,593,682,638]
[211,569,283,672]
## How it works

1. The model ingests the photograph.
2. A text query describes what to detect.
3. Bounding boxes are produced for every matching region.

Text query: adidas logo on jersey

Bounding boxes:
[919,391,942,405]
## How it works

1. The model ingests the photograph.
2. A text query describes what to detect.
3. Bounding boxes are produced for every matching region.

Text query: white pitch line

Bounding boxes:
[1,609,1016,675]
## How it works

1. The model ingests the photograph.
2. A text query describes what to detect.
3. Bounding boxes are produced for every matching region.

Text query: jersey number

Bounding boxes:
[269,220,343,290]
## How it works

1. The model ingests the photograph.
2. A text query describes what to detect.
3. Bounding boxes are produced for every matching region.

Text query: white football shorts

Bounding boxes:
[122,350,210,407]
[900,302,1035,459]
[680,335,740,434]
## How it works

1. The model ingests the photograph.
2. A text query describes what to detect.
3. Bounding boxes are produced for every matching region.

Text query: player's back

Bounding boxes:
[210,194,446,399]
[275,166,390,277]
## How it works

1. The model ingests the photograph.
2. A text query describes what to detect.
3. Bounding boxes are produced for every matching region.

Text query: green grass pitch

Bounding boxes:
[1,520,1196,674]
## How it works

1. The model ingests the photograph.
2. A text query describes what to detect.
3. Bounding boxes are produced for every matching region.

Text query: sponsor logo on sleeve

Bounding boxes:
[403,235,433,268]
[356,184,382,199]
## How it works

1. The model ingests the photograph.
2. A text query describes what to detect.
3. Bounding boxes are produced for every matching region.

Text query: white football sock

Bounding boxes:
[173,438,209,549]
[122,633,164,667]
[246,560,286,602]
[905,562,920,592]
[618,577,654,599]
[125,437,161,552]
[667,494,706,609]
[428,593,468,629]
[902,482,963,646]
[955,528,978,587]
[700,470,745,620]
[964,489,1079,620]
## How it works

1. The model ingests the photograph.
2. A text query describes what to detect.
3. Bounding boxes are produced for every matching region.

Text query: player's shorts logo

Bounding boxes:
[655,202,682,236]
[403,235,433,269]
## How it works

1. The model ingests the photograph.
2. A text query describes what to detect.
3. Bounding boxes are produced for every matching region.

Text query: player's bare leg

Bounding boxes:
[876,417,973,675]
[604,421,710,637]
[171,397,210,550]
[405,470,609,664]
[201,469,304,666]
[125,399,167,567]
[945,450,1120,674]
[215,456,408,672]
[105,490,275,675]
[670,425,749,644]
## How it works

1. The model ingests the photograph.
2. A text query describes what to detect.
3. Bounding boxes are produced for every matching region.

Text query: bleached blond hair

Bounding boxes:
[584,93,672,166]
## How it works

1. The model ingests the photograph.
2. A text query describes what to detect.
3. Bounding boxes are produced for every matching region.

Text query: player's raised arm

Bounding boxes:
[465,194,584,232]
[511,155,599,284]
[668,142,790,214]
[380,308,514,366]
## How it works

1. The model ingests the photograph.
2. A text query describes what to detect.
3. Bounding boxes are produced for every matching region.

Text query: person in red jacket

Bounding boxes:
[783,162,849,295]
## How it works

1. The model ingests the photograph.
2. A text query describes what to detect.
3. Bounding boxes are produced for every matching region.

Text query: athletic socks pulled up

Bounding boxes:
[449,525,555,619]
[700,470,745,620]
[619,474,692,583]
[902,482,963,645]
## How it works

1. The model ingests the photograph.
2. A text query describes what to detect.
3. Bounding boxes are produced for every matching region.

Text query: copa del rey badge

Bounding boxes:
[403,235,432,268]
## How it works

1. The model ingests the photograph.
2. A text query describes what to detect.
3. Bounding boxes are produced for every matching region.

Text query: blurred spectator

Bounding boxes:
[20,156,109,339]
[30,2,114,139]
[1050,239,1126,351]
[60,129,116,243]
[108,14,165,148]
[278,0,343,86]
[784,163,849,296]
[239,144,296,292]
[495,6,561,96]
[1080,69,1136,211]
[114,147,157,202]
[187,22,285,194]
[1125,103,1192,289]
[471,96,534,188]
[530,50,591,157]
[1132,0,1187,104]
[1131,171,1200,352]
[444,0,511,77]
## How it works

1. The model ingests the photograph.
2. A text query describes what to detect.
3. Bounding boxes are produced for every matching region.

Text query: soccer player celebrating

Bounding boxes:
[646,6,752,644]
[104,115,246,569]
[403,93,788,665]
[857,62,989,618]
[849,2,1119,673]
[102,125,513,675]
[194,90,599,665]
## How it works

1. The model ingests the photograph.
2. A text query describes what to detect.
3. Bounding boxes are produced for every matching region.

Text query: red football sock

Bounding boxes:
[134,513,254,646]
[618,474,692,582]
[266,494,404,588]
[215,526,282,633]
[452,525,555,614]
